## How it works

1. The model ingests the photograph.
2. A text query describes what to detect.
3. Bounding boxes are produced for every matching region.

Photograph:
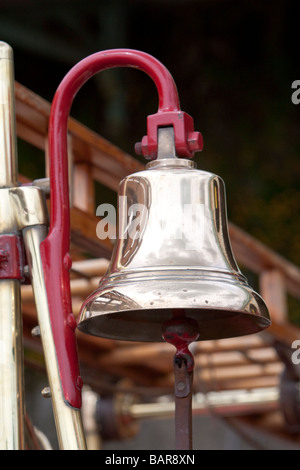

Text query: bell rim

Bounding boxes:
[78,305,271,342]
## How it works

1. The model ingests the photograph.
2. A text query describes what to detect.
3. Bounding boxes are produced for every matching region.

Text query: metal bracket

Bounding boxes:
[0,185,48,281]
[0,235,24,280]
[173,356,194,450]
[137,110,203,160]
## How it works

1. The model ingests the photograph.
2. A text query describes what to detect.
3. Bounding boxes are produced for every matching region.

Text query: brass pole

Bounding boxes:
[0,42,25,450]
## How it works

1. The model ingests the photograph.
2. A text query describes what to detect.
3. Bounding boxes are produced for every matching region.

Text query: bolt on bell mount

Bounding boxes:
[44,49,271,450]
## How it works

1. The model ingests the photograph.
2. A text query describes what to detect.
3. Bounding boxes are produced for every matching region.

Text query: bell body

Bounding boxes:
[78,158,270,342]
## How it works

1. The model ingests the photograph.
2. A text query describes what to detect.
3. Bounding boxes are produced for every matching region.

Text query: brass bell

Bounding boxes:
[78,127,270,342]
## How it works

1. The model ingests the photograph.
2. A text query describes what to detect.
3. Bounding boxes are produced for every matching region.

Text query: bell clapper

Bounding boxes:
[162,312,199,450]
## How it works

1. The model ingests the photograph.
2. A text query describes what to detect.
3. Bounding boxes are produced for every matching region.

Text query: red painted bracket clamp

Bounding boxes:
[40,49,202,409]
[136,111,203,160]
[0,234,25,280]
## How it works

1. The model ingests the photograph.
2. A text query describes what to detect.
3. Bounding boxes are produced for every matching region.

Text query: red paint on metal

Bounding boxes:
[162,312,199,372]
[0,235,24,280]
[140,110,203,160]
[40,49,201,408]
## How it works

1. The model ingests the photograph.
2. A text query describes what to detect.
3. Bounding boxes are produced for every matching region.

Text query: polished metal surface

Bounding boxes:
[0,42,18,187]
[0,177,86,449]
[78,130,270,342]
[157,127,176,159]
[0,280,25,449]
[0,186,48,233]
[23,225,87,450]
[0,41,86,449]
[0,42,25,450]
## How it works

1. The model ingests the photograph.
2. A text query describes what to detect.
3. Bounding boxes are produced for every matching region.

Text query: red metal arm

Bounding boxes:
[40,49,202,408]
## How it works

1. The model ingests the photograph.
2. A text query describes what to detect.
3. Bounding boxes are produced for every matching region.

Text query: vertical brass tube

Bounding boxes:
[174,361,193,450]
[0,42,18,187]
[0,42,25,450]
[0,280,25,449]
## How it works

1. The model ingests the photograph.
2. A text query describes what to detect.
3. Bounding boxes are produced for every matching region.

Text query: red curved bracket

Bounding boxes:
[39,49,202,408]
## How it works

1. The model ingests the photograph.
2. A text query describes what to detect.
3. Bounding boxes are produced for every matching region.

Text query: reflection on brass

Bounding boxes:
[79,129,270,342]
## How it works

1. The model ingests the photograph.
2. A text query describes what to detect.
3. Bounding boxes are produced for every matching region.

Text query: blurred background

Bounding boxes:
[1,0,298,266]
[0,0,299,449]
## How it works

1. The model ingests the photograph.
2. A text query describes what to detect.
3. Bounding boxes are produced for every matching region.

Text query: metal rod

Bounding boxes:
[174,358,193,450]
[0,280,25,449]
[162,314,199,450]
[0,42,18,187]
[0,41,25,450]
[23,225,87,450]
[130,387,279,420]
[157,127,176,159]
